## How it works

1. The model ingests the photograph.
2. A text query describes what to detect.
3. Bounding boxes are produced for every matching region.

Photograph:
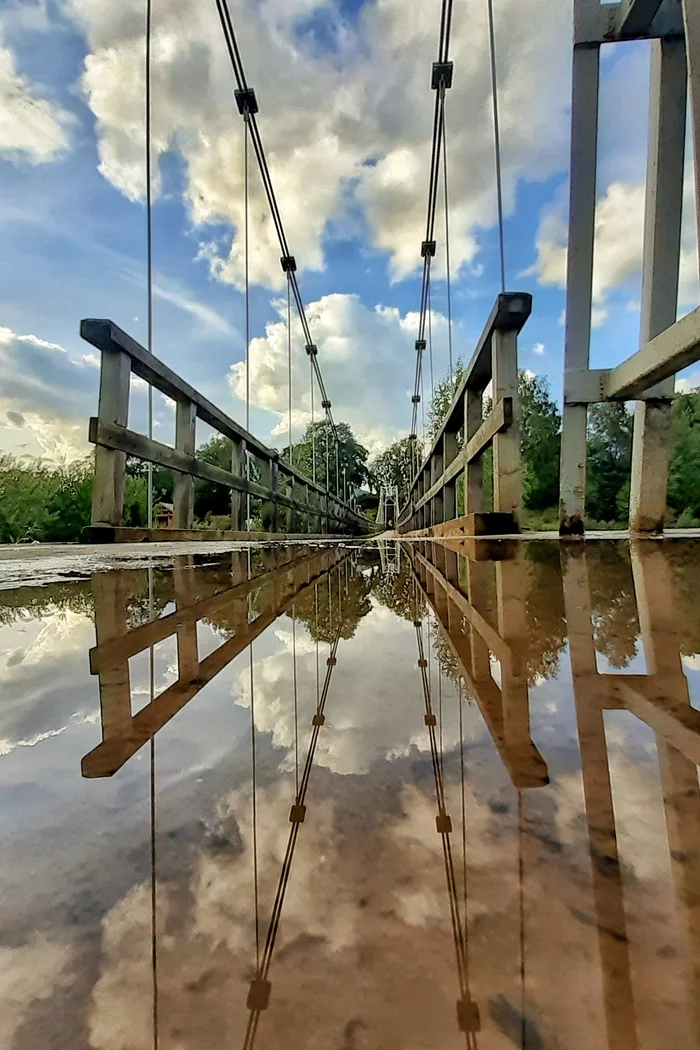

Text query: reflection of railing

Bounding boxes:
[82,318,370,540]
[563,541,700,1049]
[397,293,531,538]
[82,546,346,777]
[414,536,700,1049]
[408,542,548,788]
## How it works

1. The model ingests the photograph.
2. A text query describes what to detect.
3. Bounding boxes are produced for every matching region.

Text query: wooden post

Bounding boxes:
[464,388,483,515]
[173,399,196,530]
[270,457,280,534]
[629,39,687,533]
[559,37,600,534]
[92,348,130,526]
[443,429,458,522]
[492,329,522,526]
[231,438,245,531]
[431,446,444,526]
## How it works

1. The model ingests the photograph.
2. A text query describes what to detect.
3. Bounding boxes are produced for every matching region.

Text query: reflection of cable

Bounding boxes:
[415,619,479,1046]
[243,621,342,1050]
[292,606,299,801]
[518,789,525,1050]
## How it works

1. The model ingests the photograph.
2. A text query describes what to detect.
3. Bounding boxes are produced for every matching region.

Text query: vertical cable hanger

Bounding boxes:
[243,108,252,525]
[292,605,300,805]
[442,83,454,388]
[310,355,316,485]
[487,0,506,294]
[144,4,158,1046]
[287,271,293,465]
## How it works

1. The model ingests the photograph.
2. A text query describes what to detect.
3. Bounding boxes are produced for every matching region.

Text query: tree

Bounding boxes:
[370,436,422,506]
[586,402,633,523]
[283,420,368,499]
[427,359,467,441]
[520,373,561,510]
[668,390,700,521]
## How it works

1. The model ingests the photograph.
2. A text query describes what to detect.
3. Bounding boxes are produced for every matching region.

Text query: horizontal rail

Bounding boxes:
[416,293,531,472]
[605,306,700,399]
[82,317,369,534]
[399,292,529,534]
[89,419,346,522]
[411,398,512,513]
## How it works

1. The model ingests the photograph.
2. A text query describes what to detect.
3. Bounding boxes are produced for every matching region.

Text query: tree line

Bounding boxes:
[1,367,699,542]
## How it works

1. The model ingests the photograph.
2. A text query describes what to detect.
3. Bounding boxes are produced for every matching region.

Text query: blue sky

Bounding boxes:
[0,0,698,463]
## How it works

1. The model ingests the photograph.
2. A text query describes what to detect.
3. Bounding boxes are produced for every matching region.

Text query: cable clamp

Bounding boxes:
[415,339,426,351]
[234,87,258,115]
[431,61,454,90]
[421,240,436,258]
[305,343,318,356]
[280,255,296,273]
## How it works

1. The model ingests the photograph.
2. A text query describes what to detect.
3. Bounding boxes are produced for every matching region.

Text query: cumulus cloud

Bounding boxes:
[0,325,99,460]
[528,177,700,330]
[228,292,459,449]
[64,0,573,288]
[0,41,71,162]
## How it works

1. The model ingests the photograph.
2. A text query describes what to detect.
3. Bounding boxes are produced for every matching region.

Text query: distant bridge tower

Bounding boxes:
[377,485,400,528]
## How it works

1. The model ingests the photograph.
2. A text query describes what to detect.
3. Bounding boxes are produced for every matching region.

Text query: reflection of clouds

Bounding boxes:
[0,935,72,1047]
[88,885,157,1050]
[0,607,95,752]
[234,604,474,775]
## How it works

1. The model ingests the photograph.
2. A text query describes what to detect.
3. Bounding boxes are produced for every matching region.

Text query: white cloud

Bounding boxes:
[0,41,71,162]
[532,342,545,356]
[528,176,700,331]
[228,292,458,448]
[676,369,700,395]
[64,0,573,288]
[0,325,98,460]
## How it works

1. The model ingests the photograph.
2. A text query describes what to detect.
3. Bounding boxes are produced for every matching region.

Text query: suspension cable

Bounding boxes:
[442,87,454,387]
[243,110,251,526]
[213,0,341,446]
[145,0,154,528]
[487,0,506,294]
[310,356,316,485]
[409,0,455,445]
[145,5,157,1038]
[287,273,292,464]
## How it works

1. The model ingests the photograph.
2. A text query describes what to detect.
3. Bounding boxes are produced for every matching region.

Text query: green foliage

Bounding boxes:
[520,372,561,510]
[586,402,633,523]
[668,391,700,519]
[284,420,368,498]
[427,359,467,441]
[369,436,421,506]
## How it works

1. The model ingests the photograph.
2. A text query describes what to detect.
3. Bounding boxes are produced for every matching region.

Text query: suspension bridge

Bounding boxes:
[82,0,700,542]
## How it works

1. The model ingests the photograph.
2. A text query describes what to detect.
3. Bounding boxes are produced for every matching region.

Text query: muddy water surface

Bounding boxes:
[2,537,700,1050]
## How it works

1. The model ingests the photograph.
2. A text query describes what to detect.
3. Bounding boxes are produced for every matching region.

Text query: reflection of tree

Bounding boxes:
[664,541,700,659]
[588,542,639,668]
[370,556,425,622]
[523,542,567,682]
[294,562,372,642]
[0,581,94,626]
[428,618,462,684]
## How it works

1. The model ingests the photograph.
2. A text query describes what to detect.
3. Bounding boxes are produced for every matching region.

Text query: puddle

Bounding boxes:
[2,537,700,1049]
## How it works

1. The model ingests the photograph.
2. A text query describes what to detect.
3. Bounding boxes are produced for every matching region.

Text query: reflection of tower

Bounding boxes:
[378,539,401,576]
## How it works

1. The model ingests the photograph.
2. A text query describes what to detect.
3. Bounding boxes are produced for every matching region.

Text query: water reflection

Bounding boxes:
[2,538,700,1048]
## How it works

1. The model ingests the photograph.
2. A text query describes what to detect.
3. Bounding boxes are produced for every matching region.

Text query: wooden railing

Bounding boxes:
[82,318,371,540]
[397,292,532,536]
[82,544,348,777]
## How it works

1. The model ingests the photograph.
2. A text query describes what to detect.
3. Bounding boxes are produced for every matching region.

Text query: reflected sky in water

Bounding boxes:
[2,538,700,1050]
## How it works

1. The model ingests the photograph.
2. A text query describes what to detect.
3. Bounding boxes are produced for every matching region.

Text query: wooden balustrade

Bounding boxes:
[82,319,370,540]
[397,292,531,537]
